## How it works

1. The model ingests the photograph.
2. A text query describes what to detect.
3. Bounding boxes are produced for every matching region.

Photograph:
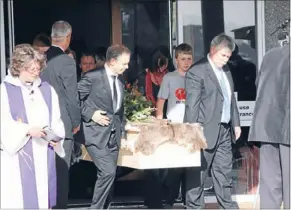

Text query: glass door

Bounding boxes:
[120,0,171,84]
[175,0,260,201]
[175,0,204,62]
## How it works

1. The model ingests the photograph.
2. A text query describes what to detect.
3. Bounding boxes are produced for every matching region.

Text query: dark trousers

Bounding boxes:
[145,169,166,208]
[163,168,186,205]
[185,123,238,209]
[145,168,186,208]
[86,132,119,209]
[260,143,290,209]
[53,139,74,209]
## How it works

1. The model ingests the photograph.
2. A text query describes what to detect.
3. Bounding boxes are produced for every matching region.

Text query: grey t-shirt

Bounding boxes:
[158,70,186,123]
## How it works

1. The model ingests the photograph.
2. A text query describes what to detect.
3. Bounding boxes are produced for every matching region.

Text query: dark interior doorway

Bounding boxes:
[13,0,111,59]
[12,0,113,202]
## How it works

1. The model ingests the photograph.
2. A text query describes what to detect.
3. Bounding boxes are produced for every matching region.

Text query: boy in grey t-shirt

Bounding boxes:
[156,44,193,122]
[157,70,186,122]
[156,43,193,207]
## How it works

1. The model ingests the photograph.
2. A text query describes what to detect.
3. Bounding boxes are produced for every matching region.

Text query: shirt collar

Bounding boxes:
[51,44,65,52]
[104,63,118,77]
[4,73,42,88]
[207,54,220,71]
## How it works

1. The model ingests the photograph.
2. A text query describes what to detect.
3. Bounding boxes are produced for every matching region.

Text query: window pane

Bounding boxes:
[121,0,170,83]
[177,0,204,62]
[223,0,258,196]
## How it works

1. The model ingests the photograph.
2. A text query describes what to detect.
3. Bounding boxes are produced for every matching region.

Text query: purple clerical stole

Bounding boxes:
[4,81,56,209]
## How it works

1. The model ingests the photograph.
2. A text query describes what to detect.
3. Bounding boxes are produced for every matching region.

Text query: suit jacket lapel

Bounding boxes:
[223,67,234,93]
[206,62,223,95]
[101,69,113,110]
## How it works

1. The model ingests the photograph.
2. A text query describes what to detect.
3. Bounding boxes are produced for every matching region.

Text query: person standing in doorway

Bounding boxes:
[248,45,290,209]
[184,34,241,209]
[143,46,175,208]
[0,44,65,209]
[41,20,81,209]
[79,52,97,78]
[78,44,130,209]
[32,33,51,54]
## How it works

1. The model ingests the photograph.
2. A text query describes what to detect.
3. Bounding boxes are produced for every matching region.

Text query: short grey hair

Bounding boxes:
[51,20,72,42]
[210,33,236,52]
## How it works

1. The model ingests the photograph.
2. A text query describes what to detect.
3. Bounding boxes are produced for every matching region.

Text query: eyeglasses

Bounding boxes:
[67,34,73,41]
[26,66,41,74]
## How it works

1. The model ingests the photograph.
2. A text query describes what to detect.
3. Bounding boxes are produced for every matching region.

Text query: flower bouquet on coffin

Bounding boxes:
[119,81,208,169]
[123,80,155,123]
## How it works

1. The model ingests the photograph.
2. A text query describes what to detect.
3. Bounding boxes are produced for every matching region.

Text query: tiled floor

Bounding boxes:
[68,197,259,209]
[68,203,259,209]
[68,147,260,210]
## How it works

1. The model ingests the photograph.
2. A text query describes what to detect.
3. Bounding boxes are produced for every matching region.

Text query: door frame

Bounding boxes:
[7,0,15,57]
[111,0,122,44]
[255,0,266,68]
[0,0,6,82]
[1,0,15,82]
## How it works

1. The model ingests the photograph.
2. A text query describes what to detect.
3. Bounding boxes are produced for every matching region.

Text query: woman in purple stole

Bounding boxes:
[0,44,65,209]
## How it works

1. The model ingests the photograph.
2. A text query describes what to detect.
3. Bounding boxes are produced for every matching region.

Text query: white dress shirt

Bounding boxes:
[104,64,121,111]
[207,54,231,123]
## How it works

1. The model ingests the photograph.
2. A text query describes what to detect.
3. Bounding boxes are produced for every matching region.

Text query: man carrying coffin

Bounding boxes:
[184,34,241,209]
[78,44,130,209]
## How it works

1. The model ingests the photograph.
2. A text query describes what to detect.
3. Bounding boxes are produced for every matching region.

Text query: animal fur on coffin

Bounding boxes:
[122,119,208,155]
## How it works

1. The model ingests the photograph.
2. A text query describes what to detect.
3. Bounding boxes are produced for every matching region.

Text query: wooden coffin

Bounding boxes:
[81,121,207,169]
[117,142,201,169]
[81,142,202,169]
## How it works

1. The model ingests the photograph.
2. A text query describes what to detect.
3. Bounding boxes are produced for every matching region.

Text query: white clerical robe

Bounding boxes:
[0,75,65,209]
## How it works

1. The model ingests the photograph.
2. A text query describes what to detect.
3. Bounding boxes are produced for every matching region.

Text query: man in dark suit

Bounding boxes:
[78,44,130,209]
[184,34,241,209]
[41,20,81,209]
[248,45,290,209]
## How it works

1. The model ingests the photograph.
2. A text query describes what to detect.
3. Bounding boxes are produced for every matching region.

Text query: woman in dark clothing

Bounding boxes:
[145,55,168,104]
[149,45,175,73]
[143,46,174,208]
[145,46,174,118]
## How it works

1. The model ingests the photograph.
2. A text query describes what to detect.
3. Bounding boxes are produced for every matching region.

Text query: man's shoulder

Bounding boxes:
[267,46,287,54]
[191,57,208,68]
[260,46,289,78]
[263,46,288,61]
[46,46,65,61]
[89,66,105,74]
[47,53,73,64]
[44,54,75,76]
[164,71,179,79]
[83,67,105,79]
[187,57,208,75]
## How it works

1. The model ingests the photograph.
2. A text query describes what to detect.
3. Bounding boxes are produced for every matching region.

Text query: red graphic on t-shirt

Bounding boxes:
[175,88,186,101]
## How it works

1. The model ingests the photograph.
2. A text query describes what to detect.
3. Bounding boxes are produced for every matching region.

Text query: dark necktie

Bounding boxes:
[112,76,118,111]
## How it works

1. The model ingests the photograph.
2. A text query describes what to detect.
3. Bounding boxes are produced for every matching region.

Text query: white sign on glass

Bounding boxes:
[234,92,255,127]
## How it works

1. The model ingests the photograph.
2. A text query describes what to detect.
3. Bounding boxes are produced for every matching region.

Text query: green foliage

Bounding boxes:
[124,83,154,122]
